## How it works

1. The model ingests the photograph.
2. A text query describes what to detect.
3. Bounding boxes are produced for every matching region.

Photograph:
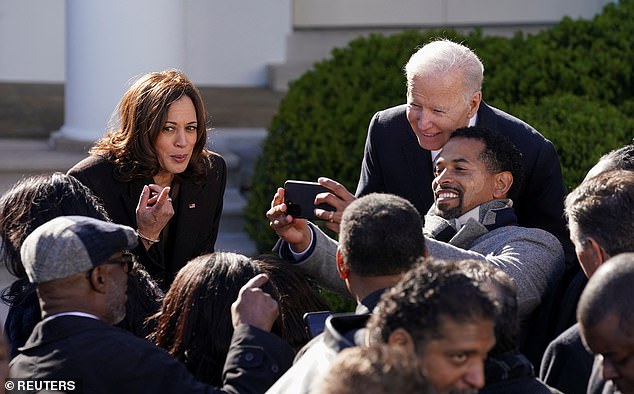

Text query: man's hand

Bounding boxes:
[136,184,174,249]
[266,187,312,253]
[231,274,279,332]
[314,177,357,233]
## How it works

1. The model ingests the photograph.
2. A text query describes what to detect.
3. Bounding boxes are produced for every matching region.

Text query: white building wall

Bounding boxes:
[185,0,291,86]
[0,0,612,85]
[0,0,65,82]
[0,0,291,86]
[293,0,613,27]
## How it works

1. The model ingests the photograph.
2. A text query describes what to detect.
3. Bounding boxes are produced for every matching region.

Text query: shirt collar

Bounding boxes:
[430,113,478,162]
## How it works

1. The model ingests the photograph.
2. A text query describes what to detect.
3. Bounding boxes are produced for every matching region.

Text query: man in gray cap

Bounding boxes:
[9,215,293,393]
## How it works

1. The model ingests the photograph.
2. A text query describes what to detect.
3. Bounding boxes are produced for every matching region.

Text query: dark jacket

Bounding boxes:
[68,153,226,288]
[10,315,293,394]
[355,102,574,268]
[481,351,562,393]
[5,270,162,360]
[4,283,39,359]
[539,323,594,394]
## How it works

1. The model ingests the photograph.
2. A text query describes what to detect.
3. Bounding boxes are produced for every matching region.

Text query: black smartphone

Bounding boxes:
[303,311,331,337]
[284,180,335,221]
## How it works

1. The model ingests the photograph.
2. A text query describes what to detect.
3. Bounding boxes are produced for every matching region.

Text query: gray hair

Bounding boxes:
[404,39,484,103]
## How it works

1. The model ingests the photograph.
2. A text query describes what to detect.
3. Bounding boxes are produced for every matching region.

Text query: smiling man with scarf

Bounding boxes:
[270,127,563,350]
[422,127,564,324]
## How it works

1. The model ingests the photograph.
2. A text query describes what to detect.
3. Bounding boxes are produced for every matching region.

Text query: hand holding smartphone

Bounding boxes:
[284,180,335,221]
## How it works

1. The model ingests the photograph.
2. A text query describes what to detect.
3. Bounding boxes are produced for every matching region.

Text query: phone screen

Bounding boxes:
[303,311,331,337]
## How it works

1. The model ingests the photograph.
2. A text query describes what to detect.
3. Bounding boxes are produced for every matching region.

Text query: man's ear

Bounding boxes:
[578,237,609,277]
[336,249,350,280]
[387,328,416,352]
[467,91,482,119]
[87,265,108,294]
[493,171,513,199]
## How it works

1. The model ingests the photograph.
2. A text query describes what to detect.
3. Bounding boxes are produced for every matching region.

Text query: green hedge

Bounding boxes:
[245,0,634,254]
[509,94,634,189]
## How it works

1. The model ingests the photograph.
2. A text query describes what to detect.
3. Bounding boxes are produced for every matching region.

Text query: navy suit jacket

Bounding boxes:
[355,102,574,267]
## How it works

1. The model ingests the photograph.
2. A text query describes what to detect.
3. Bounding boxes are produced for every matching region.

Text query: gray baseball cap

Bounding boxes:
[20,215,138,283]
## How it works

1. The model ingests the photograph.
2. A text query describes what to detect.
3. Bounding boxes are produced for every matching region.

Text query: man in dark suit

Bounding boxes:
[541,169,634,394]
[316,39,573,269]
[10,215,293,394]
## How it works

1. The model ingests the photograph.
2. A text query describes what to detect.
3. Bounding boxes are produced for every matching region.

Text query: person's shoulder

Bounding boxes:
[68,154,111,175]
[485,225,563,255]
[368,104,413,143]
[493,223,560,241]
[518,225,563,244]
[374,104,408,123]
[202,150,226,171]
[94,323,175,362]
[480,102,534,129]
[479,102,550,142]
[551,322,581,345]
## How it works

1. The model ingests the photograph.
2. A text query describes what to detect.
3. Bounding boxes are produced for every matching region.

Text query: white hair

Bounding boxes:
[404,39,484,102]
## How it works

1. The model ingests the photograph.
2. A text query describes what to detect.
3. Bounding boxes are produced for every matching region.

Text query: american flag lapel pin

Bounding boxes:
[188,203,196,209]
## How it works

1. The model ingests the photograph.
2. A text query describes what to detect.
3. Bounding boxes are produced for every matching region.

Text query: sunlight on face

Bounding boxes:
[153,95,198,186]
[431,138,499,219]
[420,317,495,394]
[406,71,479,151]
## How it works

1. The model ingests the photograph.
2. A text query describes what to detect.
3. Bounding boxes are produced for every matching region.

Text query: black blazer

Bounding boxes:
[10,315,293,394]
[540,323,594,394]
[68,153,226,287]
[355,102,574,266]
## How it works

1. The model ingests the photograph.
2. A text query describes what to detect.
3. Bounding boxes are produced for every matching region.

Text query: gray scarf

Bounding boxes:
[424,199,517,249]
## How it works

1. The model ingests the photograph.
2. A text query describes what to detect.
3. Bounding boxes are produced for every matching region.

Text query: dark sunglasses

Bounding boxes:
[107,251,135,273]
[86,251,135,279]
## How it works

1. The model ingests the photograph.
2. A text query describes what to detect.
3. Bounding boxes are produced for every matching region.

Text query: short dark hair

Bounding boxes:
[366,257,496,349]
[448,127,524,200]
[457,259,519,355]
[578,253,634,336]
[565,170,634,257]
[339,193,425,276]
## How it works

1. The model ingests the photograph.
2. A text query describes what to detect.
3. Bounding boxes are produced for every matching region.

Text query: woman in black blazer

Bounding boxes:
[69,69,226,290]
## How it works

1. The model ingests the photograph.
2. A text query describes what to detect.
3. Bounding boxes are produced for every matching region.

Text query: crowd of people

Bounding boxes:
[0,38,632,394]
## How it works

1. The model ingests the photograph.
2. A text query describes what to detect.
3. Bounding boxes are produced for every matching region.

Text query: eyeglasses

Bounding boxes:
[85,251,135,279]
[107,251,135,273]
